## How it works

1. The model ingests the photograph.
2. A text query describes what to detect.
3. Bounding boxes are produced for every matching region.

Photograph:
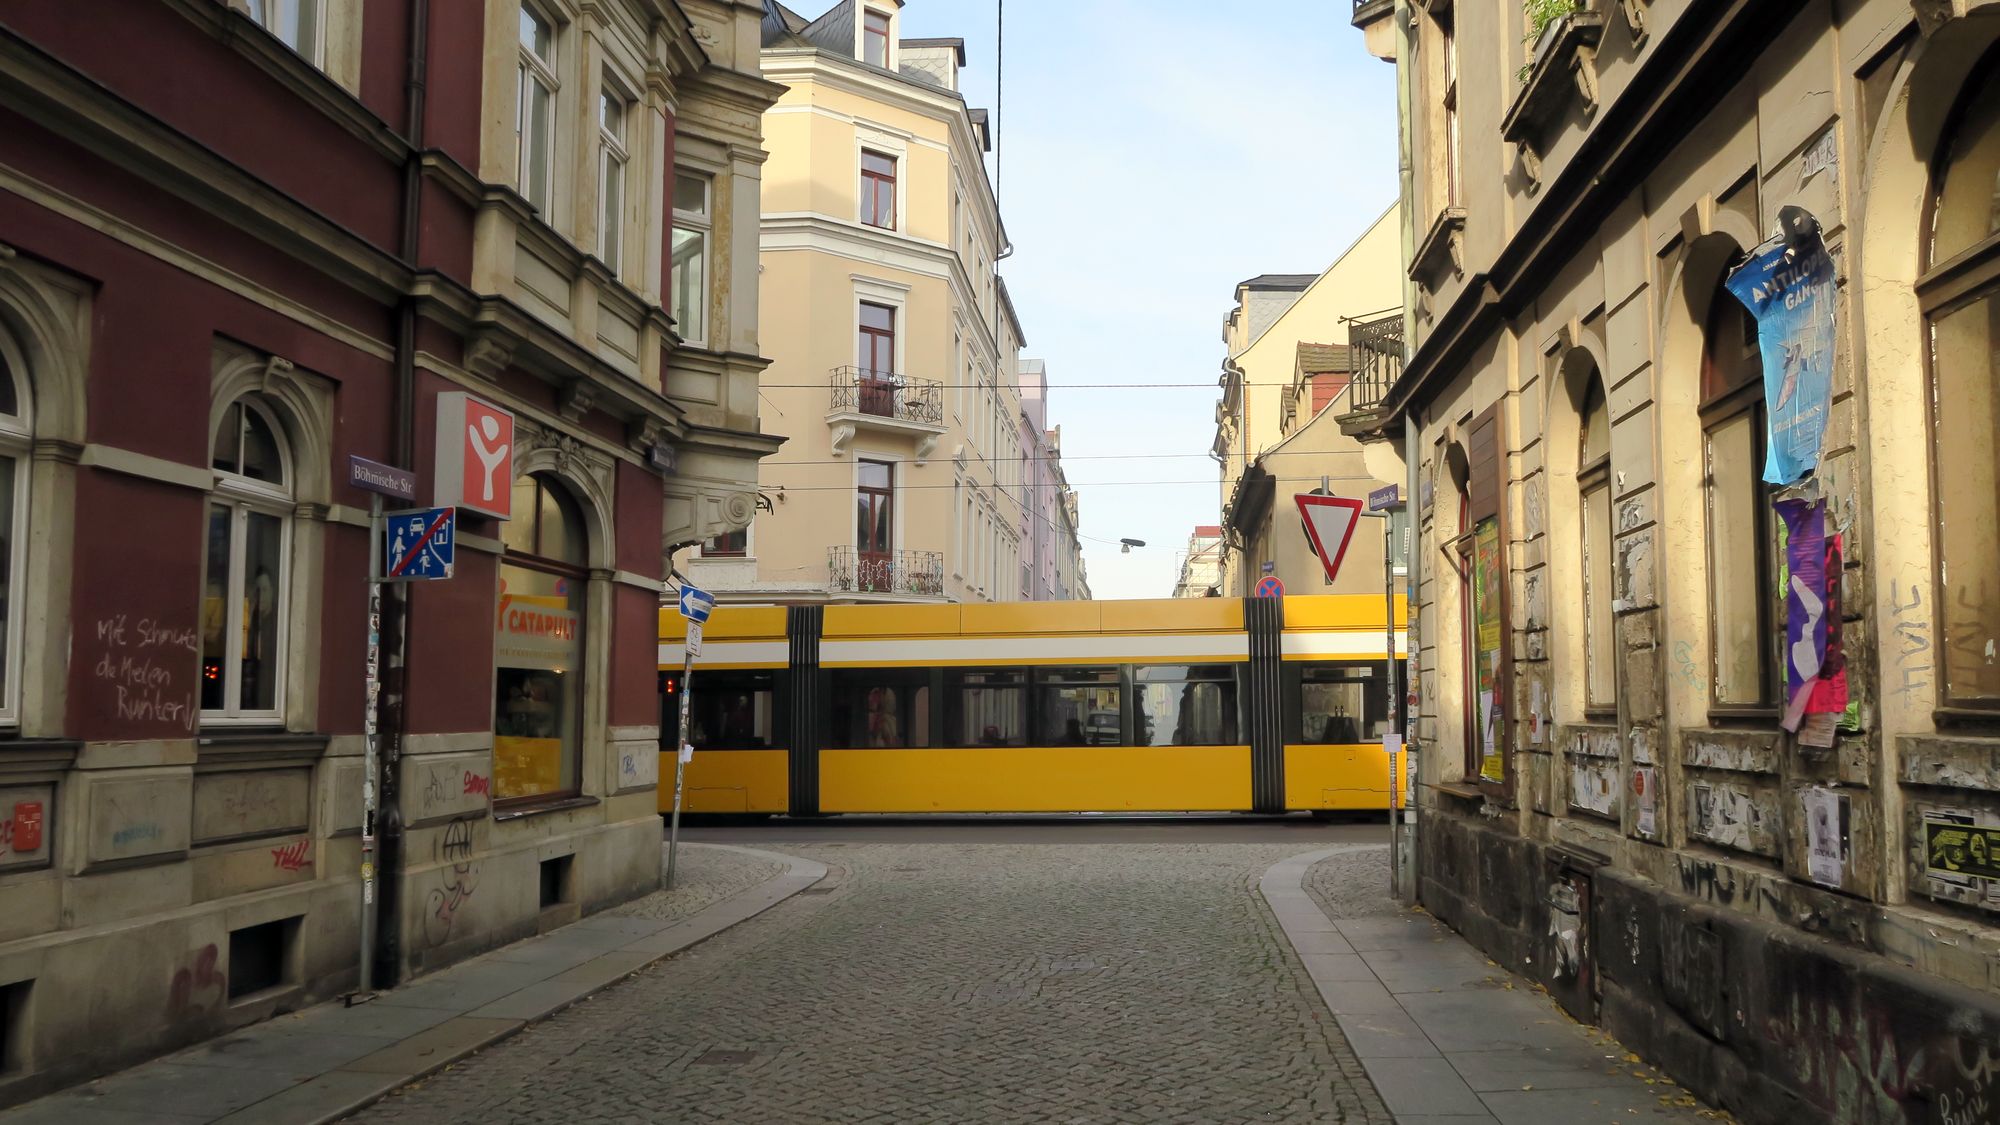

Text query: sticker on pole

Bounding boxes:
[684,621,704,658]
[677,584,715,623]
[1296,493,1364,585]
[385,506,456,580]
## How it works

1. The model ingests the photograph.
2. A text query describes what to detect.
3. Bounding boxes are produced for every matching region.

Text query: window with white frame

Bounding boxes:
[248,0,323,64]
[598,83,629,273]
[672,171,712,347]
[516,4,558,211]
[0,344,30,725]
[203,398,291,721]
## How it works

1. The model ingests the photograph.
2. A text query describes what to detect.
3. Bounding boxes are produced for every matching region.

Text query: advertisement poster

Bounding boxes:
[1723,212,1837,487]
[1633,767,1657,837]
[1472,517,1504,782]
[1924,813,2000,888]
[1802,787,1849,888]
[1776,498,1849,732]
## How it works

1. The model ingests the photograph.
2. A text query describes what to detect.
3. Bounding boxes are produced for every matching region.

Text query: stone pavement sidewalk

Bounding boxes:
[0,844,824,1125]
[1267,846,1719,1125]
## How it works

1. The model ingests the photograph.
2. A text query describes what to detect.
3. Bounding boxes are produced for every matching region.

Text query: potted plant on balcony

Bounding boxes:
[1521,0,1580,80]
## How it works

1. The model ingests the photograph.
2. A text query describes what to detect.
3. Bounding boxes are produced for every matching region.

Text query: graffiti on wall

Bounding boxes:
[90,614,199,734]
[423,817,479,948]
[168,944,225,1019]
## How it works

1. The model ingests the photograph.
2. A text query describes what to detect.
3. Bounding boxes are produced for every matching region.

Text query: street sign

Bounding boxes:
[434,393,515,520]
[1297,493,1365,585]
[1254,575,1284,599]
[685,621,704,657]
[678,584,715,624]
[385,506,456,580]
[348,455,416,502]
[1368,483,1402,512]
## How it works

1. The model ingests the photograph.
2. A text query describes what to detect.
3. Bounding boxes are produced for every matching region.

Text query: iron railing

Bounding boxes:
[829,366,944,426]
[1345,312,1406,416]
[1351,0,1393,23]
[828,546,946,597]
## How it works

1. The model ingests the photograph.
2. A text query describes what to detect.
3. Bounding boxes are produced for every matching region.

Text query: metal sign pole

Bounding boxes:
[1383,506,1401,899]
[664,639,695,889]
[357,492,382,999]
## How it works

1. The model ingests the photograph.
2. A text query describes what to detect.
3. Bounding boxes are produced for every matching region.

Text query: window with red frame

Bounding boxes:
[861,150,897,229]
[862,9,891,67]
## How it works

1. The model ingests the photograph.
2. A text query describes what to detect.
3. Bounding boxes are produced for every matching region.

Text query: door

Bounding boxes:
[857,460,894,591]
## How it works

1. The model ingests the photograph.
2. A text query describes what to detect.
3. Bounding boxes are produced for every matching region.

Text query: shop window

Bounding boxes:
[947,668,1025,746]
[672,172,710,346]
[1924,55,2000,712]
[494,473,588,803]
[1577,375,1616,713]
[1137,665,1238,746]
[1035,667,1120,745]
[203,398,291,722]
[0,345,29,726]
[1700,282,1782,713]
[829,668,930,748]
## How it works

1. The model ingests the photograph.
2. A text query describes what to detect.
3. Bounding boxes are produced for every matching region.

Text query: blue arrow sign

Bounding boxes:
[386,507,455,581]
[678,584,715,623]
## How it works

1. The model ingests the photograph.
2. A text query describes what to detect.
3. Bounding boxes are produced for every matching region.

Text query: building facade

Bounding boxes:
[0,0,775,1102]
[1349,0,2000,1120]
[687,1,1085,605]
[1019,360,1090,602]
[1171,526,1224,598]
[1214,206,1405,598]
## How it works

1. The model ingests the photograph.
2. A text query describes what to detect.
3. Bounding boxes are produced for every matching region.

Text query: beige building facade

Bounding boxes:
[1350,0,2000,1120]
[1214,205,1405,598]
[687,1,1079,605]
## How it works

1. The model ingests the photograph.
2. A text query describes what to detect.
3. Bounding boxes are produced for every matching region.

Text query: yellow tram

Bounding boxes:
[657,595,1405,816]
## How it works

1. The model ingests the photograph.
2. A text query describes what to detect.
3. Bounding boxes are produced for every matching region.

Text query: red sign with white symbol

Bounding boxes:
[434,392,514,520]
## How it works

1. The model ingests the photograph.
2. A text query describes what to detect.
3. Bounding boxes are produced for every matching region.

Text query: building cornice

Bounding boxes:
[1381,0,1810,425]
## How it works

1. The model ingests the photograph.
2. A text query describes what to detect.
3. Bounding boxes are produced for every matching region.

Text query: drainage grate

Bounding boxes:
[693,1049,756,1066]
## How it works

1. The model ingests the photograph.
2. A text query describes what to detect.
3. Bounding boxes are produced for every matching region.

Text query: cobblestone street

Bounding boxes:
[352,828,1397,1124]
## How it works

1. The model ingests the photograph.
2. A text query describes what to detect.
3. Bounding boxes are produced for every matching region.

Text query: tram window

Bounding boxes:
[1295,663,1385,745]
[829,668,931,748]
[1035,667,1121,746]
[947,669,1027,746]
[679,670,777,750]
[1134,665,1240,746]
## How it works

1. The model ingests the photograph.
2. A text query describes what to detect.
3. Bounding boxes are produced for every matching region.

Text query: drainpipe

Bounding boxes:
[373,0,430,989]
[1395,0,1419,904]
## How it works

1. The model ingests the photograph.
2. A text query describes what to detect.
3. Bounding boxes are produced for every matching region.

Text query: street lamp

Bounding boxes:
[1119,538,1145,554]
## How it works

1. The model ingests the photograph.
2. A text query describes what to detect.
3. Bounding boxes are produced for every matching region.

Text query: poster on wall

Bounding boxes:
[1776,499,1849,734]
[1472,517,1504,783]
[1723,207,1837,487]
[1802,787,1850,888]
[1924,812,2000,896]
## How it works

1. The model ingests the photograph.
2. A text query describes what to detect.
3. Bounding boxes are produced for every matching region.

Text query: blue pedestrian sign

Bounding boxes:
[386,507,455,580]
[677,584,715,623]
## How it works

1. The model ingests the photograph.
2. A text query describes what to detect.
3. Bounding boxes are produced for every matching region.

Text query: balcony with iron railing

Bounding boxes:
[1351,0,1394,29]
[826,366,948,461]
[1336,311,1406,440]
[828,546,947,599]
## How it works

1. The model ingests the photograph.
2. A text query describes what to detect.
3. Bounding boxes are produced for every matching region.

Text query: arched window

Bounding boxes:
[1577,375,1615,713]
[1923,57,2000,712]
[0,344,29,725]
[203,398,291,720]
[493,472,587,804]
[1700,277,1780,713]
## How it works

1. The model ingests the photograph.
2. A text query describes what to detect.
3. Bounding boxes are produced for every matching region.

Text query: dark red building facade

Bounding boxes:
[0,0,777,1101]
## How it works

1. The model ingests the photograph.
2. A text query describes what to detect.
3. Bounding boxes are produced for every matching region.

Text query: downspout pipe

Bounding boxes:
[1394,0,1421,904]
[374,0,430,988]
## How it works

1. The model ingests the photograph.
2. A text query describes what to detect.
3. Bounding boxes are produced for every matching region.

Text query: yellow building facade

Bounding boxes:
[686,1,1042,604]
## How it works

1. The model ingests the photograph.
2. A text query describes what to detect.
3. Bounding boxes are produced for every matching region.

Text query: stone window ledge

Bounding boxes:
[1500,6,1607,161]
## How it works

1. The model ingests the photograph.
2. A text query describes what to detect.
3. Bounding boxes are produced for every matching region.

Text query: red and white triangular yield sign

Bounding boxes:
[1296,493,1365,585]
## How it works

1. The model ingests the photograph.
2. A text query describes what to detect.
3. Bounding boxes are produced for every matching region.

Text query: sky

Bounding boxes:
[894,0,1401,599]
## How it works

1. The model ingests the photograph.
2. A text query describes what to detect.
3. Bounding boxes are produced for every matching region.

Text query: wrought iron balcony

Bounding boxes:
[1337,312,1406,438]
[1351,0,1394,27]
[828,546,946,598]
[829,367,943,426]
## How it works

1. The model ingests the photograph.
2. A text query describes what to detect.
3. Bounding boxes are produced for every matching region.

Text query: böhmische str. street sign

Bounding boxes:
[349,455,417,502]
